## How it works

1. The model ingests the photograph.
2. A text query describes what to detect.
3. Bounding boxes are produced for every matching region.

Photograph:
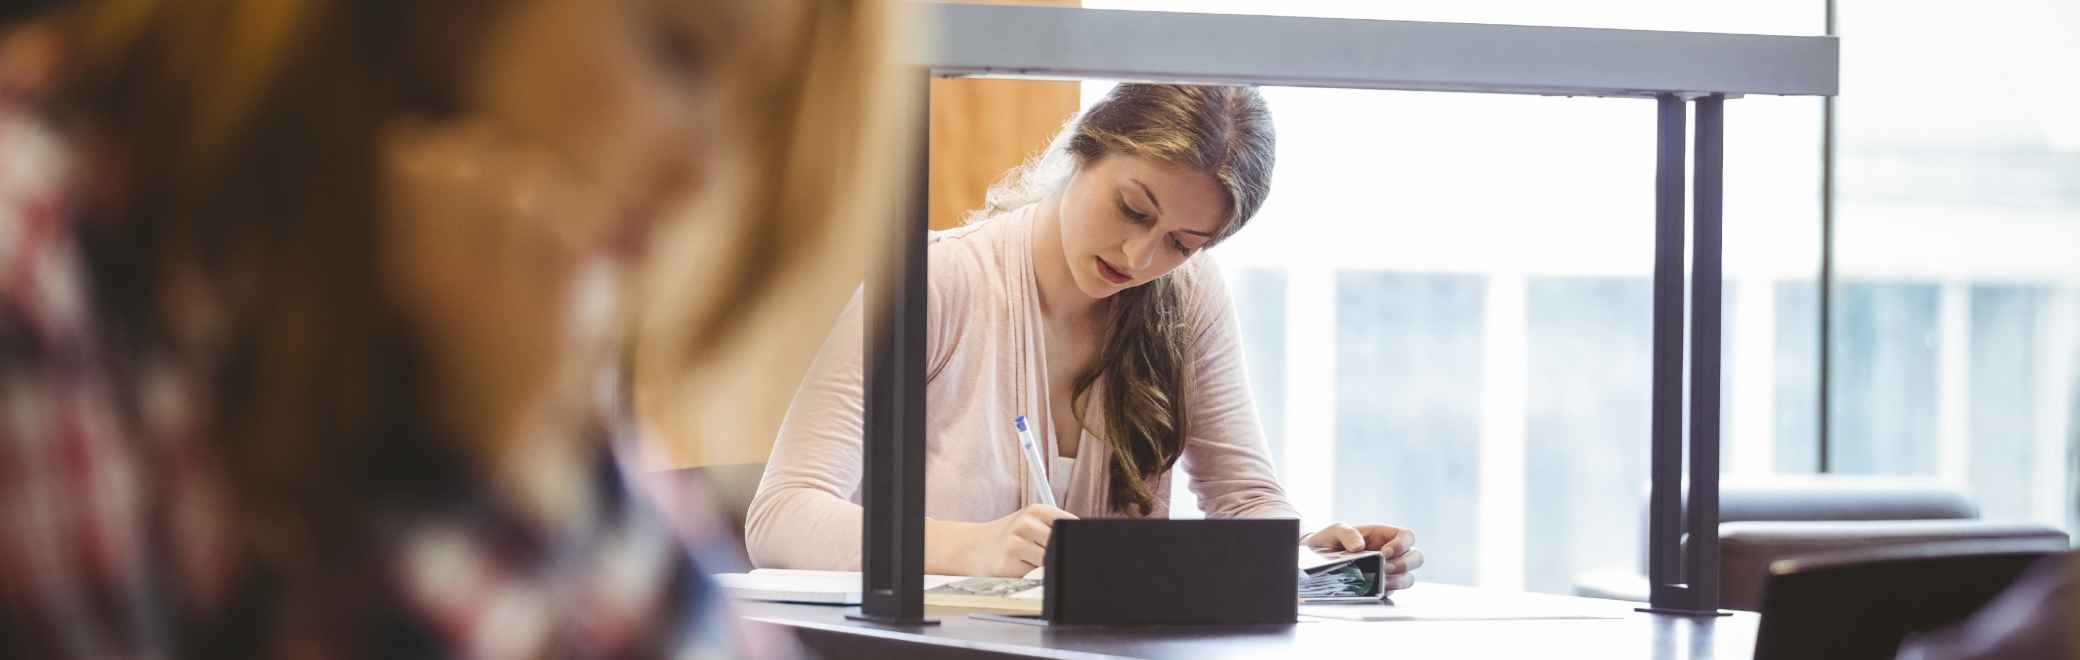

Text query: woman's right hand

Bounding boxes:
[928,504,1078,577]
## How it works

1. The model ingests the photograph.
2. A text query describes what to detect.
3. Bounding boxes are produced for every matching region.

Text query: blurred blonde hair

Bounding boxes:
[632,2,910,466]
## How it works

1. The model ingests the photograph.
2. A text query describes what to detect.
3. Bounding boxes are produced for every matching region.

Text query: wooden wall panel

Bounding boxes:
[927,0,1082,230]
[928,77,1081,229]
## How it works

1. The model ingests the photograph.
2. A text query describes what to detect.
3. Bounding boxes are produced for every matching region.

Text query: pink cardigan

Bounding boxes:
[745,204,1297,570]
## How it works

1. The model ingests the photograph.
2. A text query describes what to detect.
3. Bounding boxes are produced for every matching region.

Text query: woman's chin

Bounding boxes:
[1074,278,1124,301]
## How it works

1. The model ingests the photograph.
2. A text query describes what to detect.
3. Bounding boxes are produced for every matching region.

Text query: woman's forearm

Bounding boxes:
[744,485,864,570]
[747,484,981,575]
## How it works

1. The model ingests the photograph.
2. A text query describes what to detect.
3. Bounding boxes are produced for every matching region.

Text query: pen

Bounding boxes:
[1013,416,1057,507]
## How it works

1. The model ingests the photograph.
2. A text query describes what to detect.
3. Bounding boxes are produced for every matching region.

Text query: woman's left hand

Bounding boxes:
[1303,523,1422,592]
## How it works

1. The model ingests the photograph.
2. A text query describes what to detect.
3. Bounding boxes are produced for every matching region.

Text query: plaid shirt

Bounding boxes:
[0,87,777,658]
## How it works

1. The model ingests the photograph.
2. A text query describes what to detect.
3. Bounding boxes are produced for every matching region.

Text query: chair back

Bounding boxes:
[1753,541,2058,660]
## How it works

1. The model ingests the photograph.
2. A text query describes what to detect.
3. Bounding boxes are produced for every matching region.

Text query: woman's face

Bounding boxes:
[468,0,756,262]
[1055,154,1229,300]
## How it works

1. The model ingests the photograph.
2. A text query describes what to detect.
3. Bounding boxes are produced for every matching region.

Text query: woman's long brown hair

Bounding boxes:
[979,84,1275,515]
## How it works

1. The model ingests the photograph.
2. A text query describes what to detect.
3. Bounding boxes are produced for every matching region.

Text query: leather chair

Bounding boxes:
[1573,476,2070,611]
[1753,542,2066,660]
[1720,519,2067,612]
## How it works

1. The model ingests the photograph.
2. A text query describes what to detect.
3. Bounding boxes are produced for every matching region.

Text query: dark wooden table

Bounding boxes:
[737,584,1758,659]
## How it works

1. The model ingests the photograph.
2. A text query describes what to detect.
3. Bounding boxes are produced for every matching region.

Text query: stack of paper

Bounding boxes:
[711,569,862,605]
[713,568,1046,614]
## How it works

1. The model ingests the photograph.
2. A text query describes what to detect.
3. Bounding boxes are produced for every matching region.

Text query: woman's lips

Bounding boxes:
[1096,256,1132,285]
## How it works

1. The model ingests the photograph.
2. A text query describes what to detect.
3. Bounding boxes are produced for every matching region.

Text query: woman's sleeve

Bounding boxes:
[744,254,967,569]
[1176,259,1302,520]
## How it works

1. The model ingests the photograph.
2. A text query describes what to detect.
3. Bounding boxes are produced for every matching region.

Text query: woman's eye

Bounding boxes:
[1171,236,1195,254]
[1116,199,1150,223]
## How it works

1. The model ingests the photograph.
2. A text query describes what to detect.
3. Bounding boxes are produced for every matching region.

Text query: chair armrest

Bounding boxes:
[1718,520,2069,612]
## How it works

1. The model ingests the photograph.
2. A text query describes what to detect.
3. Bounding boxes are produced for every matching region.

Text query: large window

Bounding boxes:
[1832,0,2080,531]
[1079,0,2077,593]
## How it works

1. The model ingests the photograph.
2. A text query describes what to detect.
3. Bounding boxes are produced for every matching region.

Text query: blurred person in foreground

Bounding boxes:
[0,0,898,656]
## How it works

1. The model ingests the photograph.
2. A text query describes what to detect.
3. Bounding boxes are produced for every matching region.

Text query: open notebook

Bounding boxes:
[713,568,1046,613]
[718,546,1384,613]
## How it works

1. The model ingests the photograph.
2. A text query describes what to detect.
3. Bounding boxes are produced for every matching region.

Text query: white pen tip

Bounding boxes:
[1014,416,1028,432]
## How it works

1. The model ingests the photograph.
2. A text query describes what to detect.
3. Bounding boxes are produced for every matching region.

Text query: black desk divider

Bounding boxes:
[849,70,935,627]
[1041,519,1299,626]
[1641,94,1730,617]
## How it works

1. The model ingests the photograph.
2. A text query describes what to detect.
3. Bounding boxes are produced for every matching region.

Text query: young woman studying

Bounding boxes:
[748,84,1426,586]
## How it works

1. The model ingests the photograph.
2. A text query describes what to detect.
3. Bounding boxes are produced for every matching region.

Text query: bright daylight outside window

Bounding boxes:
[1829,0,2080,533]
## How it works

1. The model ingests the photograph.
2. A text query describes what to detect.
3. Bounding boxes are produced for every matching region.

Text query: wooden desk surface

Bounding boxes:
[736,584,1759,660]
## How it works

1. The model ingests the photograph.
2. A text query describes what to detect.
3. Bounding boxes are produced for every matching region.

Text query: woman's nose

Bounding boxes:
[1122,232,1158,271]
